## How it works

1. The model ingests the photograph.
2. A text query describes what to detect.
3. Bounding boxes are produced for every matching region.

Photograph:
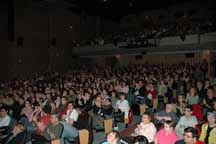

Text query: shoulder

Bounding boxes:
[175,140,184,144]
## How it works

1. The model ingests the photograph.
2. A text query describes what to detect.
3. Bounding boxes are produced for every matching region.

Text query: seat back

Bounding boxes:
[51,139,60,144]
[139,104,146,115]
[104,119,113,134]
[79,129,89,144]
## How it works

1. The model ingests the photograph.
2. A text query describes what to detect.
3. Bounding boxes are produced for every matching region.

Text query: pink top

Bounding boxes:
[155,129,178,144]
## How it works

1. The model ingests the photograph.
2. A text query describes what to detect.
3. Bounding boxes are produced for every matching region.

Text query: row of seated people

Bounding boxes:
[0,92,130,144]
[105,103,215,144]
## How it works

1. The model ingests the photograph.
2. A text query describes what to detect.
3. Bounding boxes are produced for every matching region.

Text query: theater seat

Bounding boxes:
[79,129,89,144]
[104,119,113,134]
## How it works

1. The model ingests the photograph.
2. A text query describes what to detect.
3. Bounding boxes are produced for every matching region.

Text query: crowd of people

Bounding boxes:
[0,61,216,144]
[73,12,216,48]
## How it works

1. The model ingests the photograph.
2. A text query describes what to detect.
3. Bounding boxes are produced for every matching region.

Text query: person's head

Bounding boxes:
[164,120,175,133]
[207,88,214,98]
[196,81,203,89]
[119,93,126,100]
[141,112,151,124]
[212,99,216,111]
[190,87,197,96]
[165,103,173,113]
[61,96,67,105]
[207,112,216,125]
[95,95,102,103]
[50,113,59,125]
[0,105,8,118]
[107,130,120,144]
[25,100,32,107]
[184,105,193,117]
[12,123,25,136]
[104,98,111,106]
[134,135,149,144]
[42,105,51,115]
[177,95,185,103]
[67,101,74,111]
[183,127,199,144]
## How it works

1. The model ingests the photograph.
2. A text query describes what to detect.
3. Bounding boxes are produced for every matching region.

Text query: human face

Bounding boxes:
[207,115,215,125]
[178,95,184,103]
[142,114,150,124]
[107,132,117,144]
[61,98,67,105]
[164,123,173,133]
[68,103,74,111]
[165,104,173,113]
[184,108,192,117]
[120,94,125,100]
[50,115,58,125]
[0,109,7,118]
[183,132,195,144]
[207,89,214,98]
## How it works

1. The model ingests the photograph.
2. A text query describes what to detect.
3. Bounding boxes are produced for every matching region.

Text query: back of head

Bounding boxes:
[134,135,149,144]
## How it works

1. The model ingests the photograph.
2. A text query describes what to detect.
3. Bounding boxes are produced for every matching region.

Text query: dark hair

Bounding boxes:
[184,127,199,139]
[0,105,9,112]
[142,112,152,120]
[43,105,51,114]
[134,135,149,144]
[109,130,120,142]
[164,120,175,128]
[184,105,193,112]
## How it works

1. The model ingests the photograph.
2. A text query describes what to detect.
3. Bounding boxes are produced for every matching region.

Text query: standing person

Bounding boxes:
[154,120,178,144]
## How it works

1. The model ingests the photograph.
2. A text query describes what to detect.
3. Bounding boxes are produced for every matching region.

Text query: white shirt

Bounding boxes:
[116,99,130,118]
[175,115,198,138]
[65,109,79,122]
[134,122,157,143]
[0,115,11,127]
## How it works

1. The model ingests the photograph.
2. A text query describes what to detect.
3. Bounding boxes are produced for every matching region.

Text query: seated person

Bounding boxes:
[31,105,51,135]
[175,127,204,144]
[115,93,130,120]
[103,98,113,118]
[61,102,79,143]
[62,101,79,123]
[0,105,11,127]
[132,112,156,143]
[155,103,178,125]
[154,120,178,144]
[92,95,105,128]
[6,123,26,144]
[43,113,64,141]
[199,112,216,144]
[134,135,149,144]
[0,105,15,143]
[175,105,198,138]
[101,130,120,144]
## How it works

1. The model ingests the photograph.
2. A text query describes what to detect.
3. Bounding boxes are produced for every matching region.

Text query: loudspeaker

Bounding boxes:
[185,53,194,58]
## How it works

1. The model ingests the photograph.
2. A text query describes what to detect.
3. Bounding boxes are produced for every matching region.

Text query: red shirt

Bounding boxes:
[146,89,157,99]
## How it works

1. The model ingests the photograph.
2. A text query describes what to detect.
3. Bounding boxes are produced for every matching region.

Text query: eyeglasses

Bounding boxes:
[183,133,193,138]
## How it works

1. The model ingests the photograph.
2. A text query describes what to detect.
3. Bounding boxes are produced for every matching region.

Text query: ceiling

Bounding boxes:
[31,0,205,20]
